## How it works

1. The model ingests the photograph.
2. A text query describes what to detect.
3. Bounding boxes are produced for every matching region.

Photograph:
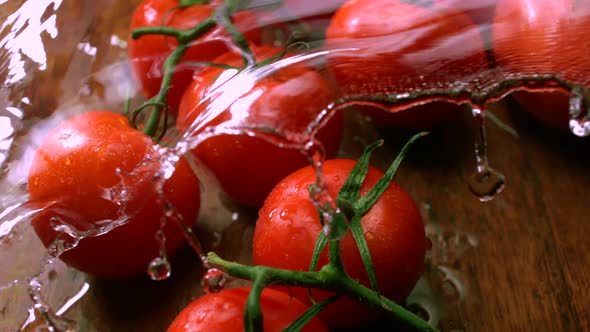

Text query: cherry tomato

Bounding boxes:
[283,0,346,32]
[28,111,200,279]
[254,0,345,31]
[252,159,428,328]
[435,0,498,26]
[492,0,590,130]
[128,0,261,112]
[177,45,343,207]
[167,287,329,332]
[325,0,489,129]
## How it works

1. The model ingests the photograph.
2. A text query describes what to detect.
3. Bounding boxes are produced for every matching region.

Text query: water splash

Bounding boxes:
[0,0,61,85]
[20,277,77,332]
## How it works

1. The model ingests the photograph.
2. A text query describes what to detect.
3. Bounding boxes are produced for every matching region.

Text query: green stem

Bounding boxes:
[283,296,339,332]
[214,4,254,67]
[131,26,182,39]
[245,275,267,332]
[207,253,437,332]
[328,236,344,273]
[179,0,211,7]
[142,43,188,137]
[338,277,435,332]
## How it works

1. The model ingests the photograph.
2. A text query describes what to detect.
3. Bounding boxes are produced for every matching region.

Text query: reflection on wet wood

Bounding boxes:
[1,0,589,331]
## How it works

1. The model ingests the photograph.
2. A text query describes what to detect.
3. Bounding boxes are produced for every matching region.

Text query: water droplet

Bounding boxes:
[147,257,171,281]
[569,118,590,137]
[406,303,430,322]
[211,232,223,248]
[202,268,227,294]
[405,277,442,326]
[568,89,590,137]
[468,167,505,202]
[435,266,466,302]
[426,225,478,265]
[197,311,208,323]
[469,107,505,201]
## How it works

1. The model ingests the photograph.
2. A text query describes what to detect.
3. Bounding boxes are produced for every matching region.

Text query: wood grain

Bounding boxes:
[1,1,589,331]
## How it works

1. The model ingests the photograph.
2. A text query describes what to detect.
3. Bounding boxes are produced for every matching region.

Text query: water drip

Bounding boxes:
[468,107,505,202]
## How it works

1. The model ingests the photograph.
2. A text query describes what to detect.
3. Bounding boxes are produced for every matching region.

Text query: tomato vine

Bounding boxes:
[128,0,437,330]
[206,132,435,332]
[126,0,588,330]
[130,0,256,139]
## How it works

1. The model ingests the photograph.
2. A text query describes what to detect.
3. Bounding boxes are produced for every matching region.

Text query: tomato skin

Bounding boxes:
[128,0,261,112]
[253,159,428,328]
[325,0,488,129]
[435,0,498,26]
[28,111,200,279]
[167,287,329,332]
[492,0,590,130]
[511,92,571,131]
[177,45,343,207]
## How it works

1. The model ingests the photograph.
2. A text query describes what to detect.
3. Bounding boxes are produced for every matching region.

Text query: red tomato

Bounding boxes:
[253,159,428,328]
[283,0,346,30]
[283,0,346,19]
[128,0,261,112]
[167,287,329,332]
[28,111,201,279]
[254,0,345,27]
[492,0,590,130]
[177,45,343,207]
[435,0,498,26]
[325,0,489,129]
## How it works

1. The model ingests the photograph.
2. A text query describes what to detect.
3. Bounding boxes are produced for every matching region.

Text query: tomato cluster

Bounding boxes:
[26,0,590,331]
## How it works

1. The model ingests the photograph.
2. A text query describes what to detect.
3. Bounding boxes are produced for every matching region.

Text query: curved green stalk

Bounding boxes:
[208,253,437,332]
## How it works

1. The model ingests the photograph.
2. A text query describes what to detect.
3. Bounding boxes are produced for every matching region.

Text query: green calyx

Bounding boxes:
[207,132,437,332]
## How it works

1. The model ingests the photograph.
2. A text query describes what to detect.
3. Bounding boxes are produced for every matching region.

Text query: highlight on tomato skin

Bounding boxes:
[166,287,329,332]
[176,45,344,207]
[492,0,590,131]
[27,111,201,279]
[252,159,428,329]
[127,0,261,113]
[324,0,489,130]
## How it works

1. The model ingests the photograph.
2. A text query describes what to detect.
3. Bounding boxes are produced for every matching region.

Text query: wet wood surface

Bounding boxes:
[2,1,590,331]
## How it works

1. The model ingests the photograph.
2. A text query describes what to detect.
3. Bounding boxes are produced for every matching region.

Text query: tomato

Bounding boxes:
[128,0,261,112]
[28,111,201,279]
[492,0,590,130]
[283,0,345,18]
[252,159,428,328]
[510,92,571,131]
[325,0,489,129]
[167,287,329,332]
[254,0,345,27]
[177,45,343,207]
[283,0,346,31]
[435,0,498,26]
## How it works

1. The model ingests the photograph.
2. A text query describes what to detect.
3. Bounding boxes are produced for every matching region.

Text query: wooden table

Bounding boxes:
[1,1,589,331]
